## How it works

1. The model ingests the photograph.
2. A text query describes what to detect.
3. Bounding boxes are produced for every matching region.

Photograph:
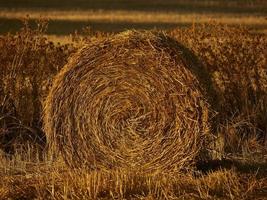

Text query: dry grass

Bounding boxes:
[0,150,266,200]
[44,30,214,173]
[46,35,74,45]
[0,19,76,154]
[169,24,267,159]
[0,21,266,199]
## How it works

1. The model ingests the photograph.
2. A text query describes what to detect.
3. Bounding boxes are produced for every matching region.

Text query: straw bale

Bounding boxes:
[44,30,212,172]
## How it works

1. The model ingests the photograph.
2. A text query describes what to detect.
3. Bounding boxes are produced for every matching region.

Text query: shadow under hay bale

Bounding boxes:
[44,30,214,172]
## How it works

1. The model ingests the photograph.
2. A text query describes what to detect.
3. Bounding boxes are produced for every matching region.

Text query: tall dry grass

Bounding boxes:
[0,19,76,155]
[170,23,267,159]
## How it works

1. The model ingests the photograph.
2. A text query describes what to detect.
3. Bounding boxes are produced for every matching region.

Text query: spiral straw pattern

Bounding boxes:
[44,30,211,172]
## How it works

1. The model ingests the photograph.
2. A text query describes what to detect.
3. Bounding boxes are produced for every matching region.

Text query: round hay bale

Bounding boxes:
[44,30,212,172]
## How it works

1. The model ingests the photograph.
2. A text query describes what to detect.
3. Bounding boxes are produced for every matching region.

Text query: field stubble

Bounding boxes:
[0,20,266,199]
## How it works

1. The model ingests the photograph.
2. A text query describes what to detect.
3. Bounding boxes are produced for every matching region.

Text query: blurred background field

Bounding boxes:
[0,0,267,37]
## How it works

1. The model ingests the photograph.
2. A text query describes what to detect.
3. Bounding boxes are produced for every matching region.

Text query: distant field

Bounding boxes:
[0,0,266,34]
[0,17,184,35]
[0,10,266,35]
[1,0,266,13]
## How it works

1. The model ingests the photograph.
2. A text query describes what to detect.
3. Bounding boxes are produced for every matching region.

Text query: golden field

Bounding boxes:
[0,1,267,199]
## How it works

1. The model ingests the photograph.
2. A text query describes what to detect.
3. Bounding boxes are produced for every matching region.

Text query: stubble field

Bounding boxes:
[0,1,267,199]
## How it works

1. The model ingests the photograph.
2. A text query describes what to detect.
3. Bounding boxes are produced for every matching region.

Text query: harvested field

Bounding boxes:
[0,11,266,198]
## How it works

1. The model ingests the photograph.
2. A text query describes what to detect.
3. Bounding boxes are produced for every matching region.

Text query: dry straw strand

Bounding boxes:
[44,30,213,172]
